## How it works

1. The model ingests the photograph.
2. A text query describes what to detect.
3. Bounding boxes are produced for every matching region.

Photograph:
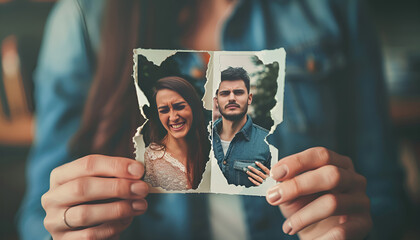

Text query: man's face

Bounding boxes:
[216,79,252,122]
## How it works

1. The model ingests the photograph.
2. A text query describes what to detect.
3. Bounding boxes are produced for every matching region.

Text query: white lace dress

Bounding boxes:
[144,144,189,190]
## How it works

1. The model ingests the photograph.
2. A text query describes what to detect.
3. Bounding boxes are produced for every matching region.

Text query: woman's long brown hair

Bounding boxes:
[147,77,210,189]
[70,0,200,158]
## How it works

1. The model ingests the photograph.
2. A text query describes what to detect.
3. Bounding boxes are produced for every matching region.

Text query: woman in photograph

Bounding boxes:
[143,76,210,190]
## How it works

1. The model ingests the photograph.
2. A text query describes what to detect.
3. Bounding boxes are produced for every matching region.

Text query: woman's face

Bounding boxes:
[156,89,193,140]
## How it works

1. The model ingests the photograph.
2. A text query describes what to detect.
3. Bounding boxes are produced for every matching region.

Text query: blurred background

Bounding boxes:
[0,0,419,239]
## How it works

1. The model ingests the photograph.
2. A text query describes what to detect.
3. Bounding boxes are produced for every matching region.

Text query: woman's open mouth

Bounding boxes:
[170,122,186,131]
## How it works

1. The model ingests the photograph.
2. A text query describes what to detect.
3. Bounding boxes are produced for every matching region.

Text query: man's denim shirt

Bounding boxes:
[213,115,271,187]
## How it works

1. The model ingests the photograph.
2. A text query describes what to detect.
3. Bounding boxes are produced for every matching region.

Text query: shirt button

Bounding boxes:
[223,160,227,165]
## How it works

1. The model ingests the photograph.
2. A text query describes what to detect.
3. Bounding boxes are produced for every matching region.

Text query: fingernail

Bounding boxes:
[271,165,288,180]
[267,187,282,203]
[132,200,147,211]
[131,182,147,196]
[255,161,261,165]
[128,163,142,177]
[283,221,292,235]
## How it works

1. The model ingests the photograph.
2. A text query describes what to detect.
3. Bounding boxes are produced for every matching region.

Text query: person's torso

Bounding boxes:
[78,0,351,239]
[213,117,271,187]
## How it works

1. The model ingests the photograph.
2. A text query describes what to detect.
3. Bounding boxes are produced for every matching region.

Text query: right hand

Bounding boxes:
[246,161,271,186]
[41,155,149,240]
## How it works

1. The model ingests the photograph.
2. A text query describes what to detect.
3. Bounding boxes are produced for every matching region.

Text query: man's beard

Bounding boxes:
[219,102,248,122]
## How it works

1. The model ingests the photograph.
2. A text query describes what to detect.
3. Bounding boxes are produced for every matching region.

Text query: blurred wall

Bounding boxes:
[367,1,420,239]
[0,1,55,240]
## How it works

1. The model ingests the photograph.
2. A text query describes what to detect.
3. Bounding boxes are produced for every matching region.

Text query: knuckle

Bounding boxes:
[359,175,368,189]
[114,201,130,218]
[82,155,97,174]
[330,227,346,240]
[110,158,124,174]
[72,178,87,197]
[323,194,339,215]
[50,168,58,182]
[80,229,96,240]
[315,147,331,164]
[41,192,50,208]
[291,214,305,230]
[73,205,89,226]
[325,165,341,189]
[111,179,124,197]
[43,215,54,231]
[343,156,353,167]
[292,154,304,171]
[289,177,301,197]
[104,224,118,238]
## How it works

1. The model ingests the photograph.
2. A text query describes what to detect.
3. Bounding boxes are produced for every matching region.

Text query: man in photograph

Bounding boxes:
[213,67,271,187]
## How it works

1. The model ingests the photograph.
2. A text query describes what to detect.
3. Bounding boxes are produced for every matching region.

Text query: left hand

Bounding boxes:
[246,161,270,186]
[266,147,372,240]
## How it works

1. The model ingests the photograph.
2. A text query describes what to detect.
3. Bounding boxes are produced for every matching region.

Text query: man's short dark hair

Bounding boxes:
[220,67,250,93]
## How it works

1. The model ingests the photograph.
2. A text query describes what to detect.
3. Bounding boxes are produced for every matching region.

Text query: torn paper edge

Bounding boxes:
[133,49,212,193]
[209,49,285,196]
[132,48,286,196]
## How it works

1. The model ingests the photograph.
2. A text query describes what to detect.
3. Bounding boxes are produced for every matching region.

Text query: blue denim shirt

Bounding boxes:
[18,0,407,239]
[213,116,271,187]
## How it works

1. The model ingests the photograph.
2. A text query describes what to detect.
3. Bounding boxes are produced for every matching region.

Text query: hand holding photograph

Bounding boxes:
[133,48,285,195]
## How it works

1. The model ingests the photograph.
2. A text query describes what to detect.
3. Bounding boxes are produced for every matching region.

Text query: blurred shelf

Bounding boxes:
[0,115,33,146]
[390,97,420,126]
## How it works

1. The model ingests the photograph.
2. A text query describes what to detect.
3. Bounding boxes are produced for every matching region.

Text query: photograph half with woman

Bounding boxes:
[142,76,210,191]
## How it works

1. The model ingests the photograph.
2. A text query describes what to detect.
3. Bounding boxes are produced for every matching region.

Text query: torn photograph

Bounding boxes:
[210,50,285,195]
[213,56,276,187]
[133,48,286,195]
[133,50,212,193]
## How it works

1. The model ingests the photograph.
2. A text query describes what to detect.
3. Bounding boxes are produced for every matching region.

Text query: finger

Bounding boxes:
[42,177,149,207]
[255,161,270,175]
[51,155,144,188]
[248,177,261,186]
[64,199,147,229]
[61,217,133,240]
[276,194,320,219]
[248,166,267,179]
[266,165,366,205]
[246,170,264,183]
[314,214,372,240]
[282,193,370,235]
[271,147,354,181]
